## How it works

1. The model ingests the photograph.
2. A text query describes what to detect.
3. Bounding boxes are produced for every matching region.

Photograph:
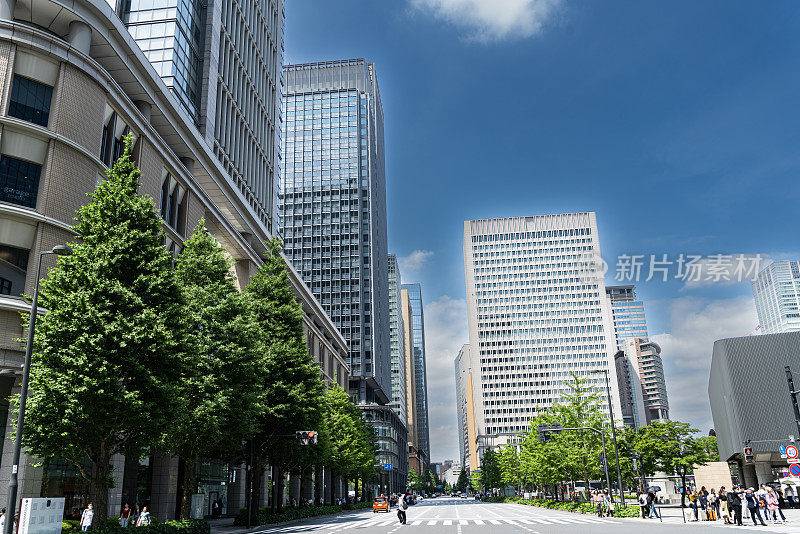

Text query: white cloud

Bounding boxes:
[408,0,562,43]
[399,250,434,274]
[423,295,469,462]
[651,296,758,434]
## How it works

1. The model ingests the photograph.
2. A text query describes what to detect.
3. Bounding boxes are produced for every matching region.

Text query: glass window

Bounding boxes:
[0,156,42,208]
[7,75,53,127]
[0,244,29,297]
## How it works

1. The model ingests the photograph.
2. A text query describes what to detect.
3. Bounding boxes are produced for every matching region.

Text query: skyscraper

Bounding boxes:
[605,285,668,427]
[454,344,478,472]
[605,285,648,348]
[461,212,623,463]
[388,254,408,425]
[402,283,431,470]
[280,59,406,491]
[120,0,284,233]
[401,287,421,473]
[752,260,800,334]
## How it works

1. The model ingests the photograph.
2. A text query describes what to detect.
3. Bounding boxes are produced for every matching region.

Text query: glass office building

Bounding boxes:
[605,285,649,347]
[401,283,430,467]
[752,260,800,334]
[388,254,408,425]
[118,0,283,233]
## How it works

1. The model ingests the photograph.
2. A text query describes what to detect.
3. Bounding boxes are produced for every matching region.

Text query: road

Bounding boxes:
[243,496,798,534]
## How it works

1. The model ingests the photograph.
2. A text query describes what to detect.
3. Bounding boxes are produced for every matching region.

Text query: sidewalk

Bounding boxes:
[619,503,800,530]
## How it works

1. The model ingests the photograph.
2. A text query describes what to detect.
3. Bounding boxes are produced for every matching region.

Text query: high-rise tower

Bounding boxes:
[752,260,800,334]
[402,283,431,470]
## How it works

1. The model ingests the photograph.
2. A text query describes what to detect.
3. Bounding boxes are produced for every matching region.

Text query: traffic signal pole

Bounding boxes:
[785,367,800,441]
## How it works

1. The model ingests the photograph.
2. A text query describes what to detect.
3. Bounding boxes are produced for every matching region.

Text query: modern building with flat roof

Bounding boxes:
[461,212,623,465]
[752,260,800,334]
[387,254,408,425]
[709,331,800,487]
[402,283,431,471]
[0,0,348,518]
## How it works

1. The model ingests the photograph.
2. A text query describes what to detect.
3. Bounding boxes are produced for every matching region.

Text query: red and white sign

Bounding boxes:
[787,445,799,459]
[790,464,800,478]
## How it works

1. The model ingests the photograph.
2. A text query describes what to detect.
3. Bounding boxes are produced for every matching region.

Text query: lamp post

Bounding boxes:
[5,245,72,534]
[592,368,625,506]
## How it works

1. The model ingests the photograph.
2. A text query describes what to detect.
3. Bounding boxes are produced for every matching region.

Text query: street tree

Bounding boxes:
[456,468,469,493]
[633,421,710,507]
[245,238,326,512]
[168,221,261,518]
[480,449,502,492]
[22,136,188,527]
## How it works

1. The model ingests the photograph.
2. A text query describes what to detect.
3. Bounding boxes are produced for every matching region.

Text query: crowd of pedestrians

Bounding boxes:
[683,484,790,526]
[636,489,660,519]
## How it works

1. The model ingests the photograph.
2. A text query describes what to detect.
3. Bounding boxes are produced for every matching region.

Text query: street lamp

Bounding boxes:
[591,368,625,506]
[5,245,72,534]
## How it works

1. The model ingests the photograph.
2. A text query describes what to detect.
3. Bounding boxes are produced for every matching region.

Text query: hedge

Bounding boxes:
[488,497,641,518]
[91,519,209,534]
[233,502,371,526]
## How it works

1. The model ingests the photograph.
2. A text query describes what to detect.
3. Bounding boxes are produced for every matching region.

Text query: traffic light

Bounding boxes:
[296,431,318,445]
[743,446,754,463]
[537,423,550,443]
[550,422,563,434]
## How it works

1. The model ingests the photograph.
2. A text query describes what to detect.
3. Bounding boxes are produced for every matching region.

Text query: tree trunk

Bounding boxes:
[328,470,336,505]
[680,470,687,508]
[90,451,112,529]
[179,456,196,519]
[343,475,349,503]
[276,467,285,512]
[314,465,323,506]
[250,458,264,516]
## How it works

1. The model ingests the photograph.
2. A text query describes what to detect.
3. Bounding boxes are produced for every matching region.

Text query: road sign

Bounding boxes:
[787,445,799,459]
[384,464,393,470]
[781,445,787,455]
[790,464,800,477]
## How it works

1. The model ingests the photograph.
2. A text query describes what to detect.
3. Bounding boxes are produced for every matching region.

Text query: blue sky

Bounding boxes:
[285,0,800,462]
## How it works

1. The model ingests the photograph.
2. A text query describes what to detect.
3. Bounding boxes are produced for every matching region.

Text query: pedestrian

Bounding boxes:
[80,504,94,532]
[708,489,717,521]
[592,491,603,517]
[688,490,698,521]
[396,493,407,525]
[745,488,767,526]
[698,490,708,520]
[647,491,660,519]
[718,487,730,524]
[136,506,151,527]
[766,487,784,523]
[727,486,743,526]
[0,508,6,533]
[637,490,648,518]
[120,504,131,527]
[603,492,615,517]
[131,504,140,527]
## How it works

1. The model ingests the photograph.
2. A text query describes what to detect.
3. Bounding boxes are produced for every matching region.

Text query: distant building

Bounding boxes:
[402,283,431,471]
[454,344,479,472]
[606,285,668,427]
[709,331,800,487]
[752,260,800,334]
[461,213,623,466]
[387,255,408,425]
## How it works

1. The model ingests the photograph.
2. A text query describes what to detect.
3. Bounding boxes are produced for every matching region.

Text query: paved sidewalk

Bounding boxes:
[207,507,372,534]
[618,503,800,531]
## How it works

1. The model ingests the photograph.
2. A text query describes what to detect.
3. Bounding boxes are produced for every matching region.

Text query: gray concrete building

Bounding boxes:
[0,0,348,520]
[709,331,800,487]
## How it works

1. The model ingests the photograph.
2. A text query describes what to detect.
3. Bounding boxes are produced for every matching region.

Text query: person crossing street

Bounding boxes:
[397,493,407,525]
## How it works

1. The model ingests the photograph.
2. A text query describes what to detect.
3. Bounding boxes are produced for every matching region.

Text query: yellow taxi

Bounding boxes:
[373,496,390,513]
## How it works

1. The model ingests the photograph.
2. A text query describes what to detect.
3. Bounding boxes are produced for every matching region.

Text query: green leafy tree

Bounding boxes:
[168,221,261,518]
[498,445,521,492]
[456,468,469,492]
[697,435,719,461]
[245,240,326,511]
[469,470,482,493]
[22,136,188,527]
[480,449,502,492]
[633,421,710,506]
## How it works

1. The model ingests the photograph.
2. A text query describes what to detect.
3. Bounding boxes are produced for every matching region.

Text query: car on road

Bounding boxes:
[372,497,389,513]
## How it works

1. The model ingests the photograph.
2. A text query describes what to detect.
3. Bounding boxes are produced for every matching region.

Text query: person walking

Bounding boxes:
[0,508,6,533]
[745,488,767,526]
[727,486,743,526]
[688,490,699,521]
[80,504,94,532]
[785,485,796,508]
[396,493,407,525]
[637,490,648,518]
[708,489,718,521]
[766,487,784,523]
[647,491,660,519]
[602,492,615,517]
[136,507,151,527]
[698,490,709,520]
[120,504,131,527]
[718,487,730,524]
[592,491,603,517]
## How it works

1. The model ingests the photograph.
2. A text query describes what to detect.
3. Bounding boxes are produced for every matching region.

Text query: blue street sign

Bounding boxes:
[781,445,787,455]
[384,464,393,470]
[790,464,800,478]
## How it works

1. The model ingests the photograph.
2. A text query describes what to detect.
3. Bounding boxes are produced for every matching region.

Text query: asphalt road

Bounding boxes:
[244,496,799,534]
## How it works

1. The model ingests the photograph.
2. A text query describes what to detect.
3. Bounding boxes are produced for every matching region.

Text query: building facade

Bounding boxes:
[280,59,406,492]
[752,260,800,334]
[709,332,800,487]
[454,344,478,472]
[401,283,430,471]
[387,254,408,425]
[461,213,623,463]
[0,0,349,519]
[605,285,668,427]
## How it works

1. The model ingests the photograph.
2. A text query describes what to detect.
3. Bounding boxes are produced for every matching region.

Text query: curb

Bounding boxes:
[210,507,372,534]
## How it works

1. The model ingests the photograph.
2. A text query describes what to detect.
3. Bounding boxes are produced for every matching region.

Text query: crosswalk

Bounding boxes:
[253,515,618,533]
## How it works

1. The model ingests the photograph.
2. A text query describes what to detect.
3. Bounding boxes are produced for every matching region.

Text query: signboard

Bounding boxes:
[383,464,393,470]
[781,446,787,455]
[19,498,64,534]
[786,445,798,459]
[790,464,800,478]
